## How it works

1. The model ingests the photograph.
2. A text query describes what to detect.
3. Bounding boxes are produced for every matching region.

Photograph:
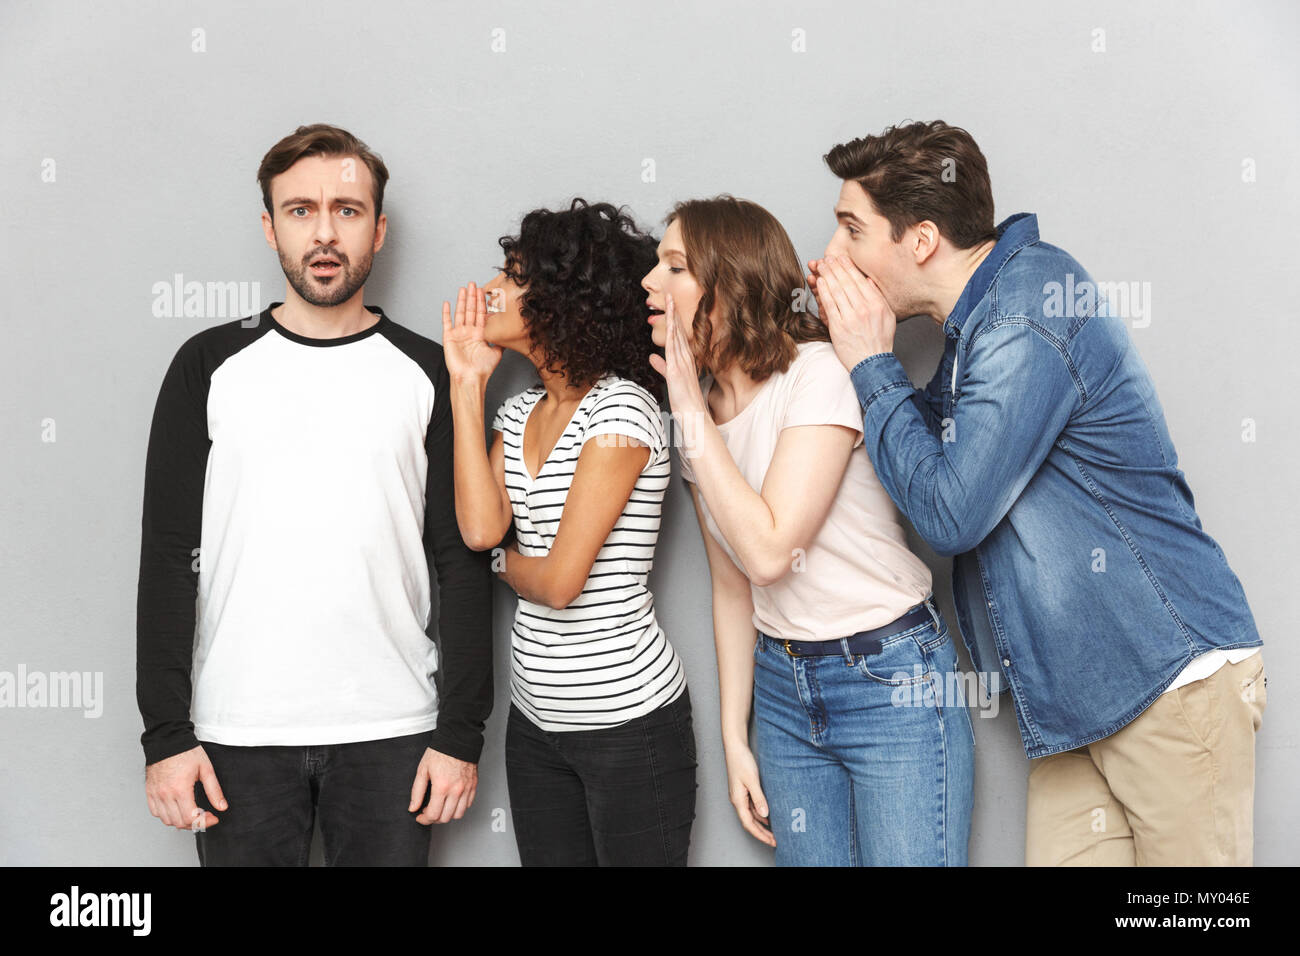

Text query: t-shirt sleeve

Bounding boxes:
[782,347,864,448]
[583,382,666,466]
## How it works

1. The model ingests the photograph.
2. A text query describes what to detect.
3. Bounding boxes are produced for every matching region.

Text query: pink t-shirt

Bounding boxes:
[680,340,933,641]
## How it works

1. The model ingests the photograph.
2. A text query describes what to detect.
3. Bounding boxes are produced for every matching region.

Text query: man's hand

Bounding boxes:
[808,254,897,370]
[410,747,478,825]
[145,745,225,832]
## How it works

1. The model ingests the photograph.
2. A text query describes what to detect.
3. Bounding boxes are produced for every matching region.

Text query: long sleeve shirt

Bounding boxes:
[847,213,1262,759]
[135,303,493,766]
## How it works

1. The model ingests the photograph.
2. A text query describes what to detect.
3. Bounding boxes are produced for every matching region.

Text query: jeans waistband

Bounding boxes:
[759,597,941,659]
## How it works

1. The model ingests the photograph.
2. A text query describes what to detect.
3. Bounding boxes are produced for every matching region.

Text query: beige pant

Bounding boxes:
[1025,652,1267,866]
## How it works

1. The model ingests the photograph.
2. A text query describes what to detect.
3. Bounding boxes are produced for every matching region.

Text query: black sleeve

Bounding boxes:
[424,356,495,763]
[135,339,209,766]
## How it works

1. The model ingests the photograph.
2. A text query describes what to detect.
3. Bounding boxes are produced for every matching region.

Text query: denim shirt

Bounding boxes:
[848,213,1262,759]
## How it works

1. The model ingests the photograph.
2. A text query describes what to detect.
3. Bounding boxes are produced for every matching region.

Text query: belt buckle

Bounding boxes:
[783,639,797,657]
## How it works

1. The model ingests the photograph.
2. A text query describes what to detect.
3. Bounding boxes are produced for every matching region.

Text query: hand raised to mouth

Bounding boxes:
[442,280,503,382]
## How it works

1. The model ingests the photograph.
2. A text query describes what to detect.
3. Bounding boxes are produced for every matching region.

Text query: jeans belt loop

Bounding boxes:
[840,637,854,666]
[924,596,942,633]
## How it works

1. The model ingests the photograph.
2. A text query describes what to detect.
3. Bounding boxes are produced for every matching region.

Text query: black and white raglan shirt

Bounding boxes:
[491,375,686,730]
[136,303,493,766]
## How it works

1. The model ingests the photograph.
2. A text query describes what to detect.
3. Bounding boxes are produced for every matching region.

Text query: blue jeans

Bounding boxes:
[752,601,975,866]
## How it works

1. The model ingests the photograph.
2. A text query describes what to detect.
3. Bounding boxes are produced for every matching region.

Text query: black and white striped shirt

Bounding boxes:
[492,374,686,730]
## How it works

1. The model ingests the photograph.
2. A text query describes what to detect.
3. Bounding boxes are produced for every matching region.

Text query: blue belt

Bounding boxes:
[764,603,934,658]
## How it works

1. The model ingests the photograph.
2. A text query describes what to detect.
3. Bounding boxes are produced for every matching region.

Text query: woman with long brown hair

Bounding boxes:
[643,195,974,866]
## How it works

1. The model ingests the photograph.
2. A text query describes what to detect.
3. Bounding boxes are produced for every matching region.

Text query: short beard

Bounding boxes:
[278,241,374,307]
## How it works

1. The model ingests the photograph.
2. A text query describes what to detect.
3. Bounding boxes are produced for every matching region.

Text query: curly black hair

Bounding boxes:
[498,198,662,401]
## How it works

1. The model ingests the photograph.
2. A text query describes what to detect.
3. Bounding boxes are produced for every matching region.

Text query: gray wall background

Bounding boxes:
[2,0,1295,866]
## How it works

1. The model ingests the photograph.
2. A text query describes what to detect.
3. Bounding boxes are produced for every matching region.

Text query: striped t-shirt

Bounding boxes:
[491,374,686,730]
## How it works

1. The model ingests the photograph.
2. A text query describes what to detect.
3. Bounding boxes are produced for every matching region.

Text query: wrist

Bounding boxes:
[721,730,750,755]
[849,350,897,377]
[450,371,490,391]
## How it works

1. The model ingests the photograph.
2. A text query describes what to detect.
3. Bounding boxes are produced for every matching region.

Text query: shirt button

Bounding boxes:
[1002,658,1011,667]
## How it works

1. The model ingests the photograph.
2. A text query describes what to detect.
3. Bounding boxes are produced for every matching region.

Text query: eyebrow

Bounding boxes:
[835,208,866,226]
[658,247,686,259]
[279,196,369,210]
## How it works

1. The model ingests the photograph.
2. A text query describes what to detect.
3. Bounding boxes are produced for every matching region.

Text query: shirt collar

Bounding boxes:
[943,212,1039,338]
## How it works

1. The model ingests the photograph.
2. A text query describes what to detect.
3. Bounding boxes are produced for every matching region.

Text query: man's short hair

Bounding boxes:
[824,120,997,250]
[257,123,390,220]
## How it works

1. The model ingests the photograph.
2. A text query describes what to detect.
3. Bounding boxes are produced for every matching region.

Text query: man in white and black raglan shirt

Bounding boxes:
[136,124,493,865]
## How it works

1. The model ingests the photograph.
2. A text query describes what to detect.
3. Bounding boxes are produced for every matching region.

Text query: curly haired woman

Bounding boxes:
[442,198,696,866]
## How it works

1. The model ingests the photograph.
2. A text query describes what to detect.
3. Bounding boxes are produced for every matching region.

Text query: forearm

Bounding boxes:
[713,586,758,753]
[136,573,200,766]
[849,337,1077,557]
[450,376,509,550]
[427,538,494,763]
[497,547,559,608]
[680,416,786,585]
[852,353,948,524]
[136,520,200,765]
[910,378,943,434]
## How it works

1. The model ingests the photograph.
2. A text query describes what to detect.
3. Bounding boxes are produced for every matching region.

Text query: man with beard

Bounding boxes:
[810,120,1266,865]
[135,124,494,865]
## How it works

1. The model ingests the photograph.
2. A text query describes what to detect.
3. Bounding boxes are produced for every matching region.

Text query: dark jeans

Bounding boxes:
[192,730,433,866]
[504,687,698,866]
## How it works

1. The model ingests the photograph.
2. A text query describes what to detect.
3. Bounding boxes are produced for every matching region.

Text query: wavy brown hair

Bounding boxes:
[665,195,828,380]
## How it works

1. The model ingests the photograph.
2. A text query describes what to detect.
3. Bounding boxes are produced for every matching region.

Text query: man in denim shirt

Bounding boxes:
[810,120,1266,865]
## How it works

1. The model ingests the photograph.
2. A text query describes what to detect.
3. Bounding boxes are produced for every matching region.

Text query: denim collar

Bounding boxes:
[943,212,1039,339]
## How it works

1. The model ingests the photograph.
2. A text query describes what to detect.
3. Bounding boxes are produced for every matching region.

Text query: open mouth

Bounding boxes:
[646,303,665,323]
[309,257,342,277]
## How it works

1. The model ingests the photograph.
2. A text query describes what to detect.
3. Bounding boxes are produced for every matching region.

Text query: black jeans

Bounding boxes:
[192,731,433,866]
[505,686,698,866]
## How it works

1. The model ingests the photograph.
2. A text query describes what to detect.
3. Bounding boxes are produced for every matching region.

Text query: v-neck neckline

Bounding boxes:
[519,378,606,485]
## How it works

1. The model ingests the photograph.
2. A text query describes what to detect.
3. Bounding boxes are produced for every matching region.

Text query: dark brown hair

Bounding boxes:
[666,195,827,380]
[823,120,996,250]
[256,124,390,220]
[499,198,662,399]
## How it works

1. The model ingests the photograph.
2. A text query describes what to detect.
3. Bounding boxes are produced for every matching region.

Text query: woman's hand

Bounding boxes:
[648,293,708,426]
[441,281,503,384]
[724,741,776,848]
